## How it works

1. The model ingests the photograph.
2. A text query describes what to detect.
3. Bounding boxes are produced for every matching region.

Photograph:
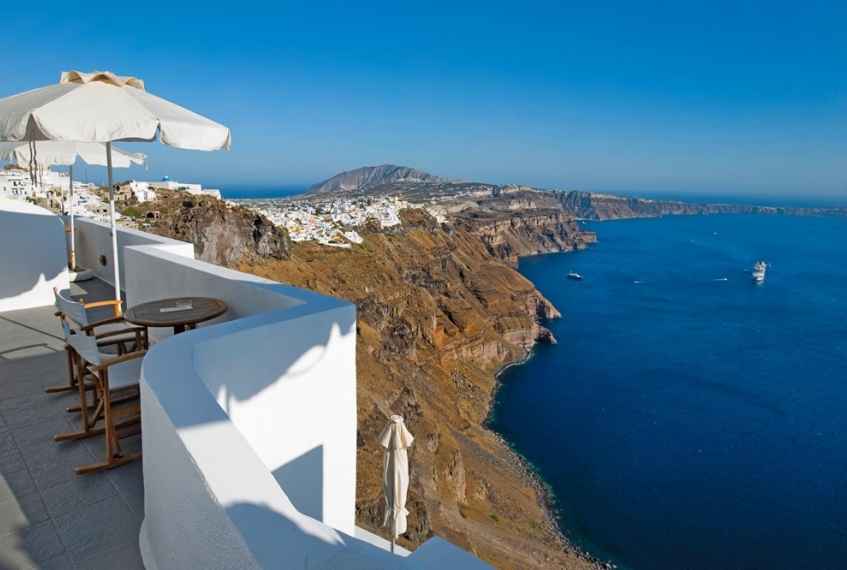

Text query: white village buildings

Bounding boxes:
[250,196,418,247]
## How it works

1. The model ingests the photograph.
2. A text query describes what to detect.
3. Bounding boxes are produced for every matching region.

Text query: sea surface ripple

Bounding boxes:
[490,214,847,570]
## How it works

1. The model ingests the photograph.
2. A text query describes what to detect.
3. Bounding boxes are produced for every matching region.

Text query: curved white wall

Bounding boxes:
[132,243,492,569]
[0,197,69,313]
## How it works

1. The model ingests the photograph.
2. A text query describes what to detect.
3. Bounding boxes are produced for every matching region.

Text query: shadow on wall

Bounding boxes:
[222,502,337,568]
[0,209,68,301]
[272,446,323,522]
[187,284,357,415]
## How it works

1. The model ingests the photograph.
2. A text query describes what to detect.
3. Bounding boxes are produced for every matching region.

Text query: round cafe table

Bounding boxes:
[124,297,228,338]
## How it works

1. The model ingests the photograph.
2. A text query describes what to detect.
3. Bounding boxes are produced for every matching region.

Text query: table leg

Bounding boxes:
[173,324,186,335]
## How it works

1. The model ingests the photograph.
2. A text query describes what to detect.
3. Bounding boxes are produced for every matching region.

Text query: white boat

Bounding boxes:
[567,271,583,281]
[752,261,767,283]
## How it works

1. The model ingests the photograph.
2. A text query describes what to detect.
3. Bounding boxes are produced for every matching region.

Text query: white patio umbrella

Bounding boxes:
[0,70,231,302]
[0,141,146,274]
[379,414,414,553]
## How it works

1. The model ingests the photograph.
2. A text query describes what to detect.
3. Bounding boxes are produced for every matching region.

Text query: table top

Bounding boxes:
[124,297,228,328]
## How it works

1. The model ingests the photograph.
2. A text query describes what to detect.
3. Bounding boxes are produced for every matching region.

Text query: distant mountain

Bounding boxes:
[305,164,444,195]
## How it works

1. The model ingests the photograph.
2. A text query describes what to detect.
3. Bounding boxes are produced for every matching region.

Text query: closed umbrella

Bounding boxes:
[379,414,414,553]
[0,70,230,302]
[0,140,146,274]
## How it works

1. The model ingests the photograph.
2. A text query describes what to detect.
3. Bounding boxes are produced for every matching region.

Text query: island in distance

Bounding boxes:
[293,164,847,222]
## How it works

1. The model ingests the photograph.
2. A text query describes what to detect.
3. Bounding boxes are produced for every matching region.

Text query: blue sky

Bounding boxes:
[3,1,845,200]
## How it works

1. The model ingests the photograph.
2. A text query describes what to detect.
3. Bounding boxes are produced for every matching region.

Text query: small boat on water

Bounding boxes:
[752,261,767,283]
[567,271,583,281]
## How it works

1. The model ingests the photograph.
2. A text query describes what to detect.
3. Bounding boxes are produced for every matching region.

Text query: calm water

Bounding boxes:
[490,214,847,570]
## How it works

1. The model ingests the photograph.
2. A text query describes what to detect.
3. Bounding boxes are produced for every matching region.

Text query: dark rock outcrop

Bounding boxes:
[139,194,291,265]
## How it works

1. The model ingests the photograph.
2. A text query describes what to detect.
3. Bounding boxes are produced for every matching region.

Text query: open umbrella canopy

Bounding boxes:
[379,414,414,550]
[0,70,231,301]
[0,71,231,150]
[0,141,146,168]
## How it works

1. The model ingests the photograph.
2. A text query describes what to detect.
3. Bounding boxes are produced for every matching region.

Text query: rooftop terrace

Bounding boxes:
[0,196,491,569]
[0,278,143,569]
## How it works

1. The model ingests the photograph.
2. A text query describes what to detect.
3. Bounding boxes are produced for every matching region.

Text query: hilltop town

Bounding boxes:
[235,195,449,247]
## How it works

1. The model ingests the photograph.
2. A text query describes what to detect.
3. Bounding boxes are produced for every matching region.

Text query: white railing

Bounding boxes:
[67,216,194,292]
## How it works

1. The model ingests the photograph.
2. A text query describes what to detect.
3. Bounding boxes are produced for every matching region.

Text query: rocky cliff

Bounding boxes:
[229,209,597,569]
[453,210,596,267]
[126,191,291,265]
[137,191,599,568]
[552,190,847,219]
[306,164,445,195]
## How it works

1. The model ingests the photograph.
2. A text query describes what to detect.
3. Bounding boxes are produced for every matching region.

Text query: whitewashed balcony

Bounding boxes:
[0,198,490,570]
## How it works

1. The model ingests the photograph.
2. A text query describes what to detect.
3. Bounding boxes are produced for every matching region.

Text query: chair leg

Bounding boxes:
[73,369,141,475]
[45,345,77,394]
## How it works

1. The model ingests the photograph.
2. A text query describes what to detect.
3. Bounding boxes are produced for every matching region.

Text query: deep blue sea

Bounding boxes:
[489,214,847,570]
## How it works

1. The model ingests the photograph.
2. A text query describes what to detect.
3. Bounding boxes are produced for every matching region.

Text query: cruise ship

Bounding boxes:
[752,261,767,283]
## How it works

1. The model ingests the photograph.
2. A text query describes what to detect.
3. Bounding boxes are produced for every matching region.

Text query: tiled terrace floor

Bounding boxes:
[0,279,144,570]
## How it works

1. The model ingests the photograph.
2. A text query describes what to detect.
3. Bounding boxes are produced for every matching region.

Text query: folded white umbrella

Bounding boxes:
[0,140,146,273]
[379,414,414,553]
[0,70,231,301]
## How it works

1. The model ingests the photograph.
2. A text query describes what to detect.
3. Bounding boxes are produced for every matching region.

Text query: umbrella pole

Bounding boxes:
[69,164,75,270]
[106,142,121,305]
[391,537,395,554]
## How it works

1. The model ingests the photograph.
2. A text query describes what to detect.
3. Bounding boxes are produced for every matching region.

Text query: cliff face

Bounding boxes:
[135,192,291,265]
[453,210,596,267]
[552,190,847,220]
[232,209,595,570]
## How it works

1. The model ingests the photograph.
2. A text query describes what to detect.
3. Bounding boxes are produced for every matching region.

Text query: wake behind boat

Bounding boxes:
[752,261,767,283]
[567,271,583,281]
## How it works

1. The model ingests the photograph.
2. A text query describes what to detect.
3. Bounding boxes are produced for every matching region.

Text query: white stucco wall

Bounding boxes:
[0,197,70,313]
[70,217,194,293]
[124,246,301,345]
[132,243,492,570]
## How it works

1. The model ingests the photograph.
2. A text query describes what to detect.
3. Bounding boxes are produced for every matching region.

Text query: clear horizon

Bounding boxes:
[4,1,846,199]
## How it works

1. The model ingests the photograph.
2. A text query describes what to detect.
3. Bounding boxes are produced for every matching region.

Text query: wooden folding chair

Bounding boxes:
[46,287,147,395]
[58,320,145,474]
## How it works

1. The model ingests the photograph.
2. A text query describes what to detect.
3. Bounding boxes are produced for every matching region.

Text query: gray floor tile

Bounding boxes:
[10,417,75,450]
[67,529,142,570]
[13,491,51,526]
[0,430,17,452]
[0,538,34,570]
[0,520,65,565]
[0,498,28,539]
[40,473,120,520]
[20,439,96,471]
[27,460,80,492]
[4,469,38,498]
[118,488,144,523]
[105,461,142,497]
[53,495,139,555]
[3,400,73,432]
[0,392,60,415]
[0,448,26,475]
[37,553,73,570]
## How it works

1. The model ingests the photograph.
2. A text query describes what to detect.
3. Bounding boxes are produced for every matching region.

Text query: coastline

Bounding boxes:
[487,340,614,569]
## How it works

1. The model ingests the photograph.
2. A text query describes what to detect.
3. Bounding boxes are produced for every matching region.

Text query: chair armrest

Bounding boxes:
[82,315,125,332]
[93,326,147,341]
[81,299,123,309]
[82,299,124,317]
[91,350,147,372]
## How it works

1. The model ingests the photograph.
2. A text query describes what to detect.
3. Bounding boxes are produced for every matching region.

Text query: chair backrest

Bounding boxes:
[60,318,102,367]
[54,288,89,329]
